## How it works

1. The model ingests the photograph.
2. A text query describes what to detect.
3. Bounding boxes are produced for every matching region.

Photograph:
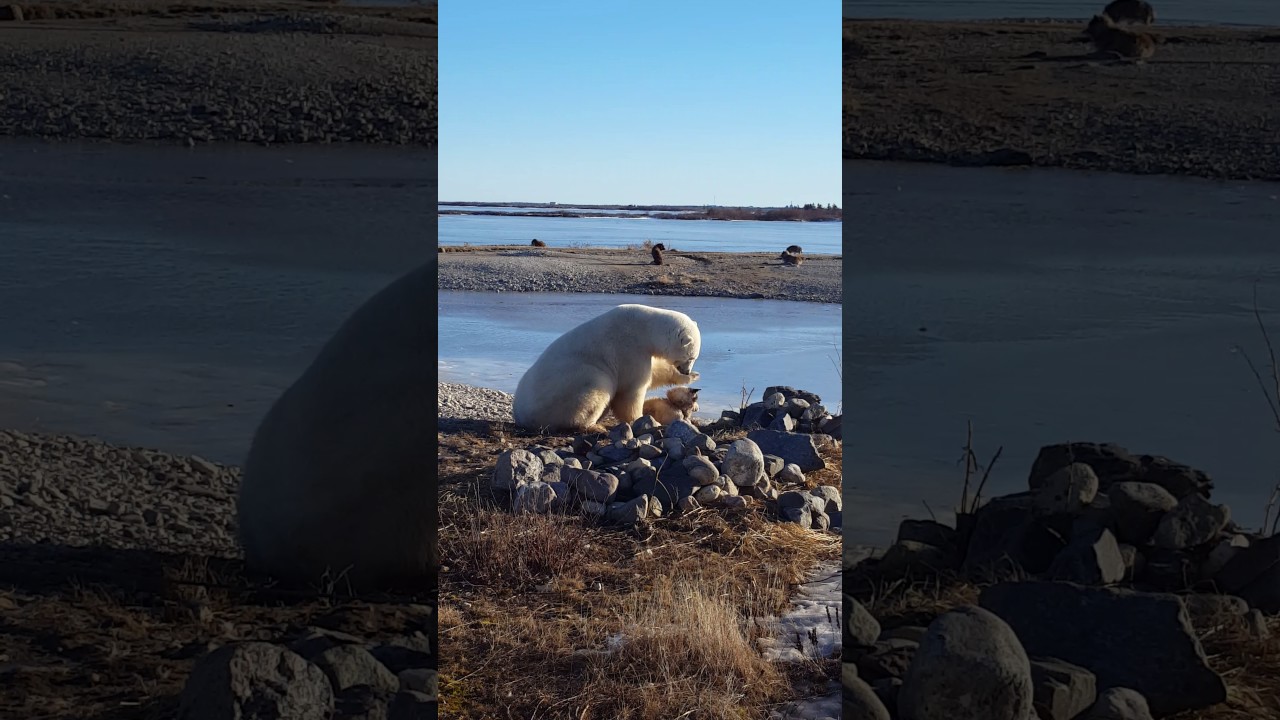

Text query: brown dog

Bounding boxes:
[652,246,664,265]
[642,386,700,425]
[531,239,546,247]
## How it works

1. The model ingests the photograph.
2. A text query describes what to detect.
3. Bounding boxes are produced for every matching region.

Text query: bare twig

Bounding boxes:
[973,446,1003,511]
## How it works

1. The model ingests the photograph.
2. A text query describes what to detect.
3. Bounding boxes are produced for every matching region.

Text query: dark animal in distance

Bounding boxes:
[531,239,546,247]
[780,251,803,266]
[785,245,803,254]
[652,246,664,265]
[1103,0,1155,24]
[1085,13,1156,59]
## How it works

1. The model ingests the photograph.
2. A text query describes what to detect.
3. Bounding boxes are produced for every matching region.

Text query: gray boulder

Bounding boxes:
[1152,494,1230,550]
[1032,463,1099,515]
[1084,688,1154,720]
[1030,656,1097,720]
[845,594,881,648]
[979,582,1225,717]
[898,606,1034,720]
[313,645,399,694]
[178,642,335,720]
[493,449,543,492]
[747,429,826,472]
[721,439,765,487]
[1108,482,1178,545]
[1047,527,1126,586]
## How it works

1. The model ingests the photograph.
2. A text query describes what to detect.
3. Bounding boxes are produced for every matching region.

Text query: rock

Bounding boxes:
[879,540,953,576]
[857,639,918,681]
[777,463,805,485]
[178,642,335,720]
[1029,443,1141,491]
[608,422,634,443]
[779,503,812,526]
[660,437,685,460]
[763,385,822,404]
[676,495,699,513]
[1030,656,1097,720]
[769,412,796,432]
[665,419,700,443]
[513,481,556,514]
[334,685,394,720]
[388,690,436,719]
[897,519,956,549]
[546,481,571,512]
[778,490,809,510]
[1153,494,1230,550]
[811,485,842,512]
[682,455,719,485]
[1117,543,1140,582]
[740,403,769,428]
[963,496,1066,579]
[721,495,750,512]
[1201,534,1250,579]
[898,606,1034,720]
[368,634,433,675]
[606,495,650,526]
[565,468,619,503]
[979,582,1226,717]
[880,626,928,643]
[493,449,542,492]
[694,484,723,504]
[747,429,825,472]
[762,454,785,478]
[0,5,24,21]
[1047,527,1126,585]
[313,645,399,694]
[1244,608,1270,641]
[580,499,607,517]
[689,433,716,454]
[721,439,765,487]
[1140,456,1214,500]
[287,627,366,661]
[1033,463,1099,515]
[631,415,660,435]
[1214,533,1280,595]
[1108,482,1179,545]
[763,392,787,409]
[843,672,892,720]
[1084,688,1154,720]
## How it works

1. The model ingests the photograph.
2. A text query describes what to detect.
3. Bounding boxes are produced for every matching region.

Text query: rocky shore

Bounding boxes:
[0,1,437,146]
[845,19,1280,181]
[436,246,843,304]
[0,428,438,718]
[842,441,1279,720]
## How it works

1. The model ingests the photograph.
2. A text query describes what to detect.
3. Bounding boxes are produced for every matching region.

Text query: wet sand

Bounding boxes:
[436,246,843,304]
[845,19,1280,180]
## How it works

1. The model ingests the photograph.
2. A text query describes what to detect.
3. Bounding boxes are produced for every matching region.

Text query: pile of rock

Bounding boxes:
[843,584,1229,720]
[179,620,437,720]
[701,386,842,440]
[492,414,841,532]
[861,442,1266,600]
[842,441,1277,720]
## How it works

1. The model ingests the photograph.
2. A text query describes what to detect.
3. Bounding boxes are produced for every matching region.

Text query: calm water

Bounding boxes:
[440,205,657,216]
[438,292,843,422]
[0,140,434,464]
[847,159,1280,546]
[844,0,1280,25]
[438,213,842,254]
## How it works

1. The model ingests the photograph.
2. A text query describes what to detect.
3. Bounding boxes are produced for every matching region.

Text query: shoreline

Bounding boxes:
[436,246,843,304]
[844,18,1280,181]
[0,2,437,147]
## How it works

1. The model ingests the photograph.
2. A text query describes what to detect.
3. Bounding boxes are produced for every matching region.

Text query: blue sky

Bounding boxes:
[439,2,840,207]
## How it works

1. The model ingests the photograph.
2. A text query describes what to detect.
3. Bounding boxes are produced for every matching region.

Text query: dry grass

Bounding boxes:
[437,424,842,719]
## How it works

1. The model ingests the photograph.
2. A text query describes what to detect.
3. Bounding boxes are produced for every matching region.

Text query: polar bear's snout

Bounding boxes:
[675,359,696,374]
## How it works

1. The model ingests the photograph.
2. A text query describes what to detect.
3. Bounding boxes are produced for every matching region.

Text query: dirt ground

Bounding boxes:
[436,246,843,304]
[845,19,1280,180]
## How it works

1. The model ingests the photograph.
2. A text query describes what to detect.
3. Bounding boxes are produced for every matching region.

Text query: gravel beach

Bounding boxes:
[0,1,437,146]
[437,246,843,304]
[845,19,1280,180]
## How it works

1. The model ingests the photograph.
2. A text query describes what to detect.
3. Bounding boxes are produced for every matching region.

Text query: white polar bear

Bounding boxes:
[512,304,701,433]
[235,261,436,589]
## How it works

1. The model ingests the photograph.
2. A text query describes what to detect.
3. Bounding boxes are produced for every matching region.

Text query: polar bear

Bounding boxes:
[235,261,436,590]
[512,304,701,433]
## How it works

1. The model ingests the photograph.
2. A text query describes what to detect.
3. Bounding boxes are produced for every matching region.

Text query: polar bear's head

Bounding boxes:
[673,318,700,373]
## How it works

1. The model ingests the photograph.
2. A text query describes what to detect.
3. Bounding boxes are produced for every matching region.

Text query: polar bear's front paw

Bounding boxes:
[680,371,700,384]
